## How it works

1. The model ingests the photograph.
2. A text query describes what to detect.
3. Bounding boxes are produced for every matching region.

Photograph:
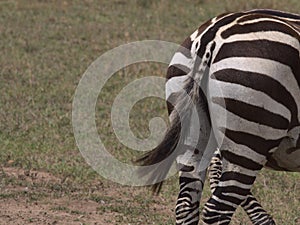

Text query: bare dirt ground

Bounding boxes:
[1,197,105,225]
[1,167,299,225]
[0,167,172,225]
[0,167,107,225]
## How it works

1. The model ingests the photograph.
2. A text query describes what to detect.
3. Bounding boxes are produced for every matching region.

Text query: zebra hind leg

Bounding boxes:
[241,195,276,225]
[208,149,223,193]
[175,147,207,225]
[207,150,276,225]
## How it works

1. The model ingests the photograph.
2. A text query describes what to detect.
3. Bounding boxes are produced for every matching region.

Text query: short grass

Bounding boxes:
[0,0,299,224]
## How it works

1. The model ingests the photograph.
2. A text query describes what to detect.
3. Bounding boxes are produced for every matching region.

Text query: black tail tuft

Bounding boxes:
[135,80,202,194]
[135,70,210,195]
[135,110,183,194]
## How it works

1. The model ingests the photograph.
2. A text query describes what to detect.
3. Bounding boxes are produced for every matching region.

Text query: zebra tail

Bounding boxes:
[135,107,182,194]
[136,76,205,194]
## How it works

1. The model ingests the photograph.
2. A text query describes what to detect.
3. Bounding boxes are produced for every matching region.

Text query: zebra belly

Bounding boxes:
[267,126,300,172]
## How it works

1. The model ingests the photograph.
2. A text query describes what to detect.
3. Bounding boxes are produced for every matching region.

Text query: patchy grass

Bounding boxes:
[0,0,299,224]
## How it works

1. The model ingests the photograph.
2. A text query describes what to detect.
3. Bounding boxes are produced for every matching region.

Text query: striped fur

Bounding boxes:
[137,9,300,225]
[208,150,275,225]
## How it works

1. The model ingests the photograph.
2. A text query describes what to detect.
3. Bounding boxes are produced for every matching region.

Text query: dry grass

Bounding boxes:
[0,0,299,224]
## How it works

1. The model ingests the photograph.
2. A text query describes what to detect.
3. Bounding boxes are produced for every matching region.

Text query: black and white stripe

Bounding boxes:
[137,9,300,225]
[208,149,276,225]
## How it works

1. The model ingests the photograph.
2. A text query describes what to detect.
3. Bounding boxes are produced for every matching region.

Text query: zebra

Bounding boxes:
[136,9,300,225]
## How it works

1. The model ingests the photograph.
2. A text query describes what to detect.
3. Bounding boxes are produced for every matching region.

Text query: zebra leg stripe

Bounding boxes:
[175,147,207,225]
[208,149,222,193]
[208,150,276,225]
[241,195,276,225]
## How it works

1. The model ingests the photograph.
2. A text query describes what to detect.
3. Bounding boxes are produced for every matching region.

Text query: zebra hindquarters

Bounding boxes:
[202,58,291,224]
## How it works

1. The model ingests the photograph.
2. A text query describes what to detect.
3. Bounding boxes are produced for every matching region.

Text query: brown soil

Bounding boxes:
[0,167,170,225]
[0,167,110,225]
